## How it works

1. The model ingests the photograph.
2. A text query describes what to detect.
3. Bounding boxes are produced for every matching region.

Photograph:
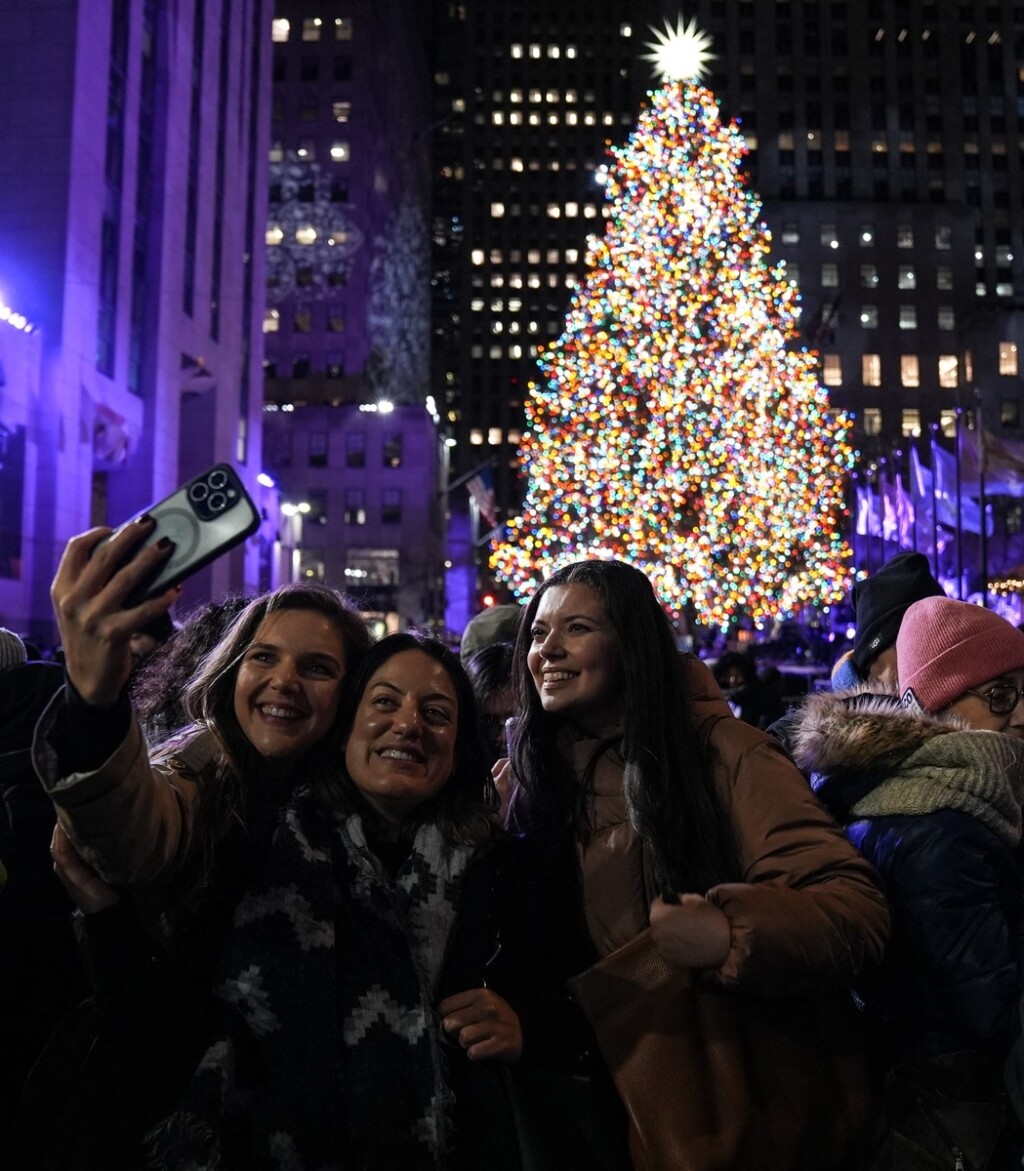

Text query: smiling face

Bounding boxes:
[344,648,459,827]
[232,608,347,759]
[527,582,625,737]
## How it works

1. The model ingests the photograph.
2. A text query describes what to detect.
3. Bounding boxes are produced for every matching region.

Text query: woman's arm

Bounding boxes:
[697,730,890,994]
[33,526,195,888]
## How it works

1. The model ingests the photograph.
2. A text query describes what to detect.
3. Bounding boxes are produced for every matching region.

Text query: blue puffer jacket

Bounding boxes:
[790,689,1024,1063]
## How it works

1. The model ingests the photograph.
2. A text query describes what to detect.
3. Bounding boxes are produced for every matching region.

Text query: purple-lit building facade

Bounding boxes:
[0,1,275,644]
[262,3,448,631]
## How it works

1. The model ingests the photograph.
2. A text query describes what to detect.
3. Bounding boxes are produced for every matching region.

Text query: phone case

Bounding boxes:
[116,464,261,607]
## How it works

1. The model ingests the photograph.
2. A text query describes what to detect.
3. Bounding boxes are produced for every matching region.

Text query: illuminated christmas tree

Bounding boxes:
[490,18,854,631]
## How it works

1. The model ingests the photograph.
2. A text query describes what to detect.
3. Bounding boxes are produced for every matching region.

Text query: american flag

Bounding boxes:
[466,466,498,527]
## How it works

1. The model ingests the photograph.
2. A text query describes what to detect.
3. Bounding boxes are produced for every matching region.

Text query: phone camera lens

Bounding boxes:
[208,470,228,490]
[208,492,227,512]
[189,482,209,502]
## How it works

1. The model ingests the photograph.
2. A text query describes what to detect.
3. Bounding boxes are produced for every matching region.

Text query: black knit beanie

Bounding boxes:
[850,552,945,676]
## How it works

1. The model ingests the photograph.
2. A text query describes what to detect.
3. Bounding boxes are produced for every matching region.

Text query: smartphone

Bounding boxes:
[108,464,261,607]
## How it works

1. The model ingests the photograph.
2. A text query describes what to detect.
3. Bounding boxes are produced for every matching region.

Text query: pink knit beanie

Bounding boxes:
[897,596,1024,713]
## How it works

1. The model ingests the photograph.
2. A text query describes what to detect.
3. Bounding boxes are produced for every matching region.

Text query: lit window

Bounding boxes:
[997,282,1014,297]
[269,140,283,162]
[509,111,522,125]
[898,265,916,289]
[566,248,579,263]
[263,308,280,333]
[823,354,842,386]
[302,17,321,41]
[566,45,577,58]
[296,225,317,245]
[488,427,503,444]
[820,223,839,248]
[492,111,504,125]
[548,46,561,58]
[334,17,353,40]
[470,429,484,444]
[510,158,523,172]
[547,203,560,218]
[860,304,878,328]
[491,202,505,217]
[297,139,316,160]
[862,354,881,386]
[935,224,952,249]
[565,201,578,217]
[901,355,920,387]
[902,409,922,437]
[859,225,875,246]
[938,306,955,331]
[821,263,839,287]
[332,101,351,123]
[511,44,522,58]
[583,205,598,218]
[938,355,958,387]
[897,225,914,248]
[860,264,878,288]
[937,265,953,290]
[330,142,350,162]
[509,89,522,103]
[899,305,917,330]
[620,22,632,35]
[271,18,290,42]
[266,225,283,245]
[471,249,485,265]
[529,43,541,58]
[1000,341,1019,376]
[863,408,883,436]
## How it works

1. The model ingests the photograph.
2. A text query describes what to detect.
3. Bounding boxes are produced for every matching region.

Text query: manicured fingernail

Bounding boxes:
[156,537,174,550]
[136,512,153,524]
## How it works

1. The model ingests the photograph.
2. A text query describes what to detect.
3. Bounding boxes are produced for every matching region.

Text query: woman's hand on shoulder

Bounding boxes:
[439,987,523,1063]
[51,522,179,707]
[649,893,731,971]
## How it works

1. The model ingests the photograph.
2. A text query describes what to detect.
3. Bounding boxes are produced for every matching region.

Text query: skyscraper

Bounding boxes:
[0,0,272,642]
[261,3,445,629]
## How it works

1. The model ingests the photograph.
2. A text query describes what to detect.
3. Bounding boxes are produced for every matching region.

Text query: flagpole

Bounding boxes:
[954,410,964,599]
[928,427,940,580]
[977,399,989,607]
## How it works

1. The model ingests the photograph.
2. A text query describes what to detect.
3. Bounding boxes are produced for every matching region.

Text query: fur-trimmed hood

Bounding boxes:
[790,685,1024,840]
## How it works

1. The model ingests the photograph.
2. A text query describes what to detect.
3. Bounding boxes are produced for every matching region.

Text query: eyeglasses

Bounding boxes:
[964,684,1024,716]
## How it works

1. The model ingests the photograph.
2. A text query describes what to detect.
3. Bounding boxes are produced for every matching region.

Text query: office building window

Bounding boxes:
[860,264,878,288]
[860,304,878,328]
[334,17,353,40]
[863,408,883,436]
[899,305,917,330]
[346,432,365,468]
[1000,341,1019,375]
[897,225,914,248]
[1002,399,1020,428]
[862,354,882,386]
[344,489,366,525]
[821,263,839,287]
[381,488,402,525]
[302,17,321,40]
[902,409,922,437]
[382,432,403,468]
[938,306,955,331]
[938,355,958,387]
[901,356,920,387]
[859,224,875,246]
[937,265,953,289]
[309,431,328,467]
[898,265,916,289]
[823,354,842,386]
[271,18,289,42]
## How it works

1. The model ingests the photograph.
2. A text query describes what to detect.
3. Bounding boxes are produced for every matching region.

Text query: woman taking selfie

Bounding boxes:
[501,558,890,1171]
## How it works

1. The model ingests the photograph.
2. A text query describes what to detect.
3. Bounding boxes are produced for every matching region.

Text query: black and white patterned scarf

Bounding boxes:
[146,787,474,1170]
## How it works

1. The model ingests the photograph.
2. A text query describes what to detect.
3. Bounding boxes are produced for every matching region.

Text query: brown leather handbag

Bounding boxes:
[567,929,878,1171]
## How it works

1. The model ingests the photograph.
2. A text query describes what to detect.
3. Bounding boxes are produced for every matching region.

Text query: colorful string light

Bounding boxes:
[490,80,854,631]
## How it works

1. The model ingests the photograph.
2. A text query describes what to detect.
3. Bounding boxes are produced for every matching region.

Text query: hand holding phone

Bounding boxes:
[51,465,259,707]
[108,464,260,608]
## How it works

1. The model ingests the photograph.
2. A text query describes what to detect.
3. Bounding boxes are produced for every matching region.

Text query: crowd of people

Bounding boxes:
[2,522,1024,1170]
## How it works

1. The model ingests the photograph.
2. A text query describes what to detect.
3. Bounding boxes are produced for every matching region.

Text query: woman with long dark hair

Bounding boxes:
[501,558,890,1171]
